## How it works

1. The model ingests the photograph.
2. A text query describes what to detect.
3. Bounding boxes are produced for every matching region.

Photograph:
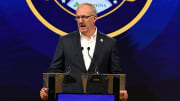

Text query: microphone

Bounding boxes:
[66,65,72,74]
[87,47,99,74]
[64,65,76,83]
[81,47,84,51]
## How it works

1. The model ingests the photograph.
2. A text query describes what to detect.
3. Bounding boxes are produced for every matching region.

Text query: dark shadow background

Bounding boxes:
[0,0,180,101]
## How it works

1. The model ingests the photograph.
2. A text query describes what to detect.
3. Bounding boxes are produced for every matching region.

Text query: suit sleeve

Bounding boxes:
[110,40,123,74]
[48,38,65,73]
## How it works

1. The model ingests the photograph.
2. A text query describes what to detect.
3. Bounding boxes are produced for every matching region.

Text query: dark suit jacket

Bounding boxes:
[48,30,122,93]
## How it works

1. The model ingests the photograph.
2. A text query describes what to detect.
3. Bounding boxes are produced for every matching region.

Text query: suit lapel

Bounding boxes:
[72,31,86,71]
[88,31,104,72]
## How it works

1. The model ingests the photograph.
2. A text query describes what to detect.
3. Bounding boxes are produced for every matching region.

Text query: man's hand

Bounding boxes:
[120,90,128,101]
[40,88,48,100]
[40,88,128,101]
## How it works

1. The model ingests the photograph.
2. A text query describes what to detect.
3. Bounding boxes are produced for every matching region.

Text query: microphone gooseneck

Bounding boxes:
[87,47,99,74]
[66,65,72,74]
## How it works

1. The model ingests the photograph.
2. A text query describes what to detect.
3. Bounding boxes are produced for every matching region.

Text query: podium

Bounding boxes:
[43,73,126,101]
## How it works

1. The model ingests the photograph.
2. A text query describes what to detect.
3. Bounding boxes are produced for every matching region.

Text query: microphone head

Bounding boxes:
[81,47,84,51]
[87,47,90,51]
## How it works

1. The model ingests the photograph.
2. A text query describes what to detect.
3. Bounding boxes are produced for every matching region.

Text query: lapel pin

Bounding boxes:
[100,38,103,43]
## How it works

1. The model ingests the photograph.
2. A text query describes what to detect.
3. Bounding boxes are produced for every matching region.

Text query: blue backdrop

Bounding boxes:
[0,0,180,101]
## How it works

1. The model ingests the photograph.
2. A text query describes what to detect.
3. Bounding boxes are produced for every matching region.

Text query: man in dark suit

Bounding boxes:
[40,3,128,101]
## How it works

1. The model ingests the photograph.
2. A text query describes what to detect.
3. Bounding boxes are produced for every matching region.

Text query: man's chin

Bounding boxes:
[79,29,87,33]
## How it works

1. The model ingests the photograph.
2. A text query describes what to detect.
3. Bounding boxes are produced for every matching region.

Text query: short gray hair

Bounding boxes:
[77,3,97,16]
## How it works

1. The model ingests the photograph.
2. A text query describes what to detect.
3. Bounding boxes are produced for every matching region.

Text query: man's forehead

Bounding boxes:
[76,9,92,16]
[76,13,90,16]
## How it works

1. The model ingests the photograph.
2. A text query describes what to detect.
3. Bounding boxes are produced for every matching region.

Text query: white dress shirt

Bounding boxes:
[80,28,97,70]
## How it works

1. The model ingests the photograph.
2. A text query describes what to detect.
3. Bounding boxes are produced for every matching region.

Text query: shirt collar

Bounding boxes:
[80,27,97,40]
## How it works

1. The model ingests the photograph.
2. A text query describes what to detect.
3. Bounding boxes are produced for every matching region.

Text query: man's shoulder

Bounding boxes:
[98,31,116,42]
[60,31,79,39]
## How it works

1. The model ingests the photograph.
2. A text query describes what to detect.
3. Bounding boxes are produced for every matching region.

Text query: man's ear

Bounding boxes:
[94,16,97,23]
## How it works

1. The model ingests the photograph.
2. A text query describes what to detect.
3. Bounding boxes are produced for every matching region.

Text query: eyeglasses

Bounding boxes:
[75,15,94,21]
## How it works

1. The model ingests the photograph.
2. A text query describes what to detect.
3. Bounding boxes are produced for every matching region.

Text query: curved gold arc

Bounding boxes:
[54,0,126,20]
[98,0,126,19]
[54,0,76,16]
[126,0,136,2]
[26,0,68,36]
[26,0,152,37]
[107,0,152,37]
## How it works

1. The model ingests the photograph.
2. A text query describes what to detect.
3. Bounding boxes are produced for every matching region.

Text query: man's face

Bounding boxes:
[76,5,97,34]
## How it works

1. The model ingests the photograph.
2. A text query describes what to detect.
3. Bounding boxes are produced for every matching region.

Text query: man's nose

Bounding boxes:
[79,18,83,22]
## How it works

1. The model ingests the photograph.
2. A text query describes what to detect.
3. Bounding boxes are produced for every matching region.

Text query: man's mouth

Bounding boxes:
[80,24,86,27]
